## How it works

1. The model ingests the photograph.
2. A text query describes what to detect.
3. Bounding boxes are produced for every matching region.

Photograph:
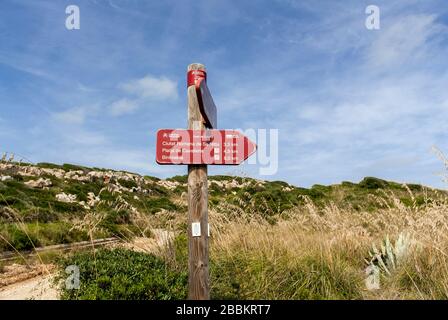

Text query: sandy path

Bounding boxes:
[0,274,58,300]
[0,231,172,300]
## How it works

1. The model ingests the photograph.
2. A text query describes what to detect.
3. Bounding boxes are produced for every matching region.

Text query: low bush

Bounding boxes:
[0,224,40,251]
[145,197,178,214]
[167,175,187,184]
[57,248,188,300]
[359,177,388,189]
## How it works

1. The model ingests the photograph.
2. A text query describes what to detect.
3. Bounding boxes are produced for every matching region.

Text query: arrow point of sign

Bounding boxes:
[242,136,257,163]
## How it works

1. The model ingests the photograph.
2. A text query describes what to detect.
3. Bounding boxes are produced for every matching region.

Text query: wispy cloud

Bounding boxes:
[107,74,178,116]
[52,106,94,125]
[0,55,53,79]
[119,74,178,100]
[109,98,139,116]
[61,129,107,146]
[367,14,446,68]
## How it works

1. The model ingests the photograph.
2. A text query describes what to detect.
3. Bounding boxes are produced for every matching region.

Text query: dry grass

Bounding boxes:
[206,185,448,299]
[3,153,448,300]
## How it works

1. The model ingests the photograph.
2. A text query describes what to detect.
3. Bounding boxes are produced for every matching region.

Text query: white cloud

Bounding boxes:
[76,83,97,93]
[62,129,107,146]
[119,74,178,100]
[52,105,101,125]
[108,74,178,116]
[367,14,445,68]
[109,98,139,116]
[52,107,87,125]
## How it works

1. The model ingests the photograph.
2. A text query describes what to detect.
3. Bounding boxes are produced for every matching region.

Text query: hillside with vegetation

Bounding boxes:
[1,160,448,299]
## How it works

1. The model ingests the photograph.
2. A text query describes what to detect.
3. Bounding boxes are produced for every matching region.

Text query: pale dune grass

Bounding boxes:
[3,150,448,299]
[206,185,448,299]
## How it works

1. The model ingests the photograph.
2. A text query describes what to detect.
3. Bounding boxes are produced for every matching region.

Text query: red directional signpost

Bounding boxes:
[156,63,257,300]
[156,129,257,165]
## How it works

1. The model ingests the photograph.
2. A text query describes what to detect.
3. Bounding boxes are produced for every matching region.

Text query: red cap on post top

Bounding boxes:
[187,69,207,88]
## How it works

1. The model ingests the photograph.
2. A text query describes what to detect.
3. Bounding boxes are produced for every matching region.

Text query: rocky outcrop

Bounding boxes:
[0,163,145,185]
[0,175,13,182]
[25,178,52,189]
[1,162,264,194]
[208,178,265,190]
[55,193,77,203]
[156,180,180,190]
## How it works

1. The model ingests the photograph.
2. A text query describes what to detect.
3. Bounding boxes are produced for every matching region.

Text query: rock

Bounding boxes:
[41,168,65,179]
[55,192,77,203]
[157,180,180,190]
[87,171,105,181]
[25,178,52,189]
[20,166,42,177]
[64,170,90,182]
[78,201,90,210]
[0,175,13,182]
[87,192,100,207]
[73,175,90,182]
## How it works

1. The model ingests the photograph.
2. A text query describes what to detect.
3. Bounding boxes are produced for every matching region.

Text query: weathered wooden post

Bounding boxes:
[187,63,210,300]
[155,64,256,300]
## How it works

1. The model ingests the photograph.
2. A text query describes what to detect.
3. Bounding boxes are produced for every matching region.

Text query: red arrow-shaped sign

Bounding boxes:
[156,129,257,165]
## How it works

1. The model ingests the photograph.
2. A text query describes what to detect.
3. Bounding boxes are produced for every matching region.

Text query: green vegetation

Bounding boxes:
[3,161,448,301]
[0,222,93,251]
[37,163,90,172]
[1,161,445,254]
[57,248,187,300]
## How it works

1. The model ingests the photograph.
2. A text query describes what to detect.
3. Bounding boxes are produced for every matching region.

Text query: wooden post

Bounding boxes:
[187,63,210,300]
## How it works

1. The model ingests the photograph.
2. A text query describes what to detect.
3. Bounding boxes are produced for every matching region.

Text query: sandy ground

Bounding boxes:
[0,274,58,300]
[120,230,174,254]
[0,231,172,300]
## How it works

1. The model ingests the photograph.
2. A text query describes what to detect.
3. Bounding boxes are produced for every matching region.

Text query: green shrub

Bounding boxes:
[0,224,40,251]
[62,163,90,172]
[56,248,188,300]
[209,175,233,181]
[36,163,64,170]
[117,179,138,189]
[63,181,103,202]
[145,197,178,214]
[341,181,355,187]
[167,175,187,184]
[26,222,90,246]
[144,176,160,182]
[172,185,187,195]
[407,183,423,192]
[99,210,131,234]
[21,208,59,223]
[359,177,388,189]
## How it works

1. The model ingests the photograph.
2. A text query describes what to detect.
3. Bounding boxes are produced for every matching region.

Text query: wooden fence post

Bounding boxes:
[187,63,210,300]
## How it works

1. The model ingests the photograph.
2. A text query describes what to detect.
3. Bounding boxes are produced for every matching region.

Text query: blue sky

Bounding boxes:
[1,0,448,188]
